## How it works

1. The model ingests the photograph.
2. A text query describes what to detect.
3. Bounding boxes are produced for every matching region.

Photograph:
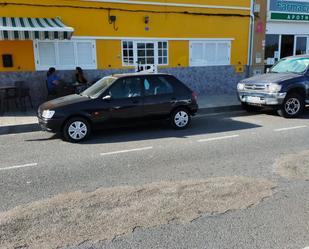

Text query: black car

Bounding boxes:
[237,55,309,118]
[38,73,198,142]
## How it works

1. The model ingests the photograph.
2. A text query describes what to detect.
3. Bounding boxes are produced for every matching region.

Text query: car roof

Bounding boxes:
[283,54,309,60]
[111,73,172,78]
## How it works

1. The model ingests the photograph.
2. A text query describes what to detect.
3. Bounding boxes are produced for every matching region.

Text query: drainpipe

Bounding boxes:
[247,0,255,77]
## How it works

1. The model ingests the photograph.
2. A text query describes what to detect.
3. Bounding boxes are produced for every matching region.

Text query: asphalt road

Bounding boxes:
[0,109,309,249]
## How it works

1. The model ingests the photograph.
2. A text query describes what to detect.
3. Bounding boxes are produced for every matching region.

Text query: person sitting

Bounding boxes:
[74,67,88,93]
[46,67,62,96]
[75,67,88,84]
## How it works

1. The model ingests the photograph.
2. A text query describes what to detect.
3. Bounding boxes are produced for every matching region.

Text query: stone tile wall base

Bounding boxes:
[0,66,247,106]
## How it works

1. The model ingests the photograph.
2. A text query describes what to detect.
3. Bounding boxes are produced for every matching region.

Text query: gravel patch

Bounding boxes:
[275,150,309,180]
[0,176,276,249]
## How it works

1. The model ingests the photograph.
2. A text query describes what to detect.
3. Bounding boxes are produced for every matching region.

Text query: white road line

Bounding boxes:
[0,163,38,171]
[197,134,239,143]
[101,146,153,156]
[275,125,307,132]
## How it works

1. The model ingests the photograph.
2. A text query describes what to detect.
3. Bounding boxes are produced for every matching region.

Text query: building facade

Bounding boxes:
[266,0,309,66]
[0,0,252,105]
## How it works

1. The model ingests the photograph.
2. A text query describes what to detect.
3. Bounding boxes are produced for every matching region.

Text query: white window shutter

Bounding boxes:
[76,42,94,66]
[204,43,216,65]
[38,42,56,67]
[217,42,231,65]
[190,42,204,66]
[58,42,75,66]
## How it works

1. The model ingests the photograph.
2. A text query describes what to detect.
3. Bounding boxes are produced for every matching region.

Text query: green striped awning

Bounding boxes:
[0,17,74,40]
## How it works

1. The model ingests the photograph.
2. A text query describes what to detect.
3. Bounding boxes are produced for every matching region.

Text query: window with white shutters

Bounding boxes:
[34,40,97,70]
[189,40,231,66]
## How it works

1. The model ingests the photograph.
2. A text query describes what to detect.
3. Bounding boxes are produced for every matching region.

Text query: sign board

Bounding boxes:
[269,0,309,22]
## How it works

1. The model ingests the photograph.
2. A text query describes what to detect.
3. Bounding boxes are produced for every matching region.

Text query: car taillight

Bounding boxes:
[192,91,198,101]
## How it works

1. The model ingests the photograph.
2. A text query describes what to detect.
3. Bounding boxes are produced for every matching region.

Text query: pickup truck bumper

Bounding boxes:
[237,91,287,106]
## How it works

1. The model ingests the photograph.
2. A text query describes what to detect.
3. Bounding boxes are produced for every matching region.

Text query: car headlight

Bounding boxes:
[42,110,55,119]
[237,83,245,91]
[267,83,282,93]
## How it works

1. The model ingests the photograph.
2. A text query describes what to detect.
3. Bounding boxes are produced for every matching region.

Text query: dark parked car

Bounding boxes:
[38,73,198,142]
[237,55,309,118]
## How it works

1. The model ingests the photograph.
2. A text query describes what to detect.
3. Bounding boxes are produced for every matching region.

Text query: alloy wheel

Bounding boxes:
[285,98,301,116]
[68,121,88,140]
[174,111,189,128]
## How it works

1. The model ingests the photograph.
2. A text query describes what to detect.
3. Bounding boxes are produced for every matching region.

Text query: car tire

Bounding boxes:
[241,103,261,113]
[171,108,191,129]
[63,117,91,143]
[277,93,305,118]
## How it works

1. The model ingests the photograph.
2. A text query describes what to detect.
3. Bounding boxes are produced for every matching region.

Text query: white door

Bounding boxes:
[135,41,156,71]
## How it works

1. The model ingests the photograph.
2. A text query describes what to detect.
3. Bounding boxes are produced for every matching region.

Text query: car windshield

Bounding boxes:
[270,58,309,74]
[81,76,116,98]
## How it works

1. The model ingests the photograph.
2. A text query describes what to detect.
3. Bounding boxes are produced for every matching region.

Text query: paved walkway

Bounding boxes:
[0,94,241,134]
[0,111,37,127]
[198,94,239,108]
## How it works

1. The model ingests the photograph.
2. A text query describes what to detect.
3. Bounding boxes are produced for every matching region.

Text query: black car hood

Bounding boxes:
[40,94,90,110]
[240,73,302,84]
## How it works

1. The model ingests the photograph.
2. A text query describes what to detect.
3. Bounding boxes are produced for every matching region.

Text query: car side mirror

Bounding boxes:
[103,95,111,101]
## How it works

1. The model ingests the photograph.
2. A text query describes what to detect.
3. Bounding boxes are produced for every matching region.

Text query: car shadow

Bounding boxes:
[25,133,60,141]
[80,113,262,145]
[0,123,40,136]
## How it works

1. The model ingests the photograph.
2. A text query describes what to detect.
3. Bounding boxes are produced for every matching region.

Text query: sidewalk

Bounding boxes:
[198,94,241,114]
[0,94,241,135]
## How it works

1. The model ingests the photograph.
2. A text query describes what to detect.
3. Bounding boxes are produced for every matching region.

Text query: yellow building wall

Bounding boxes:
[168,41,189,68]
[96,40,123,69]
[0,40,35,71]
[0,0,250,71]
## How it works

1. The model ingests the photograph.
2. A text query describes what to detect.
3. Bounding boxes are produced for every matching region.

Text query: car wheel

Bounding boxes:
[241,103,261,113]
[277,93,305,118]
[63,117,91,142]
[171,108,191,129]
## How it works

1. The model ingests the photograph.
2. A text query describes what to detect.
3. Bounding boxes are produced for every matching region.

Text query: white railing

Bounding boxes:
[135,64,158,74]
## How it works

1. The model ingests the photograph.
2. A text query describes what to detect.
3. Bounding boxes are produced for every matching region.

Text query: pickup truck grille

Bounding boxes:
[244,83,267,91]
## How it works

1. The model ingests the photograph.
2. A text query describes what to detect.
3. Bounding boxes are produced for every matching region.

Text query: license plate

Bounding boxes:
[246,96,263,104]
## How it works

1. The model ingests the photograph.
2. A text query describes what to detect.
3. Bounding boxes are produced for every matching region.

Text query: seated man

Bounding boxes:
[46,67,62,95]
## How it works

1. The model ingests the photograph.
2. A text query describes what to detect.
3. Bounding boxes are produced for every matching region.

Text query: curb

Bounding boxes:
[0,105,242,136]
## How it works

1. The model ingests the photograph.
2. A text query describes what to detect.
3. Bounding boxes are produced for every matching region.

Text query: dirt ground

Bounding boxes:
[275,150,309,180]
[0,176,276,249]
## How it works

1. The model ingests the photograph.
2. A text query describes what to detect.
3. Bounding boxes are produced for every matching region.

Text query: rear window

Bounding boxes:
[144,76,174,96]
[164,75,192,94]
